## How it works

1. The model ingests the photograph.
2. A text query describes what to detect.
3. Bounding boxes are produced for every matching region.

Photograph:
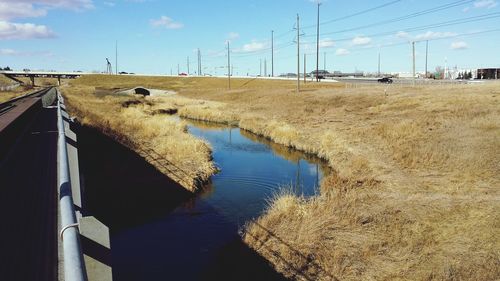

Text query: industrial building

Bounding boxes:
[476,68,500,79]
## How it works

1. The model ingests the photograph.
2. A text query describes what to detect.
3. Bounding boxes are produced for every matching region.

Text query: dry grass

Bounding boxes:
[61,80,218,191]
[64,75,500,280]
[0,86,35,103]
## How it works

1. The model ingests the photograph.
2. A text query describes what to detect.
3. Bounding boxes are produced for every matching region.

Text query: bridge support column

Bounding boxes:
[29,75,35,87]
[57,76,61,86]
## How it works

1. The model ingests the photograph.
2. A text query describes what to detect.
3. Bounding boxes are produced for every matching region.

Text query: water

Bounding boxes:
[80,119,329,281]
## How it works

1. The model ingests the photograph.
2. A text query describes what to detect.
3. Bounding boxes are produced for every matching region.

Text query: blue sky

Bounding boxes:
[0,0,499,75]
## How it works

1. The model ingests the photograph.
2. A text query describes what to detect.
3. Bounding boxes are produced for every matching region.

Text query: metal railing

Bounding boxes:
[57,93,88,281]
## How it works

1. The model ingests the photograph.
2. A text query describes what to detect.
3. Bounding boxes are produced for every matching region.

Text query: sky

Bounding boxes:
[0,0,499,75]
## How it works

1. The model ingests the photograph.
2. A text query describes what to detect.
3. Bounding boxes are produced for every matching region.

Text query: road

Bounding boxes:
[0,107,58,281]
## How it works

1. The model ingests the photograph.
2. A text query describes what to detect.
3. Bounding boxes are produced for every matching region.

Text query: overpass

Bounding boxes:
[0,70,88,86]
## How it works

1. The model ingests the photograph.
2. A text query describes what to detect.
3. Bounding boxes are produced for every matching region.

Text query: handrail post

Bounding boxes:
[57,93,88,281]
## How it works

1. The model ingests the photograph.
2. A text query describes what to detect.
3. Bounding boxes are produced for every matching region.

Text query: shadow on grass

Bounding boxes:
[247,222,339,281]
[75,124,193,233]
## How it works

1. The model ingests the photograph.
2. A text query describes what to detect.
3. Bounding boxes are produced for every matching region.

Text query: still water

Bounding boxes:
[94,119,329,280]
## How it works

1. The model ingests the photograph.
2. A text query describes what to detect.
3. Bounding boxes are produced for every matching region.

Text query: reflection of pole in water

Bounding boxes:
[229,127,232,144]
[295,160,301,194]
[316,163,319,187]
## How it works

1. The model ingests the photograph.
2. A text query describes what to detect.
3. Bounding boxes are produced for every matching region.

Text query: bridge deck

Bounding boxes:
[0,107,58,281]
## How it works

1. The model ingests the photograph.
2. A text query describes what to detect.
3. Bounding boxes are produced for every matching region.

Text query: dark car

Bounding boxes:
[377,77,393,84]
[310,70,329,80]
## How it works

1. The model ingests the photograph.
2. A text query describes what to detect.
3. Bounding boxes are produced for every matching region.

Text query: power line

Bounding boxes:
[302,0,402,29]
[312,12,500,42]
[319,28,500,55]
[314,0,475,36]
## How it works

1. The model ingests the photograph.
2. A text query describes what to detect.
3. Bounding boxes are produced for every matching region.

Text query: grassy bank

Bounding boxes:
[61,77,218,191]
[64,75,499,280]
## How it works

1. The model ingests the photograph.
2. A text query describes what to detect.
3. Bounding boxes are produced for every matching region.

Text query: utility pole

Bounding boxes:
[378,50,381,77]
[297,13,300,93]
[323,52,326,71]
[264,58,267,77]
[271,30,274,77]
[260,59,262,76]
[444,56,448,80]
[412,41,416,86]
[316,2,321,82]
[187,56,190,75]
[177,63,179,75]
[227,41,231,89]
[115,40,118,75]
[197,48,201,76]
[425,40,429,78]
[304,53,307,84]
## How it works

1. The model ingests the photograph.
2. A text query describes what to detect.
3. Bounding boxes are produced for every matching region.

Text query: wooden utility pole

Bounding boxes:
[412,41,416,86]
[259,59,262,76]
[297,13,300,93]
[115,40,118,75]
[316,2,321,82]
[227,41,231,89]
[324,52,326,71]
[425,40,429,78]
[304,53,307,84]
[198,48,202,76]
[187,56,190,75]
[271,30,274,77]
[378,50,381,77]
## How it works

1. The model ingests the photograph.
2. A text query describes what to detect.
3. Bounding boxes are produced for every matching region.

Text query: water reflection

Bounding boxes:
[99,118,331,281]
[176,119,331,233]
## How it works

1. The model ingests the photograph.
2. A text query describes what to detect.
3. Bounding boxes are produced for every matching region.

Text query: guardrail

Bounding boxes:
[57,93,88,281]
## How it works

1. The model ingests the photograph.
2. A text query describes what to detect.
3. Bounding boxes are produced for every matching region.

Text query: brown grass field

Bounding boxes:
[63,75,499,280]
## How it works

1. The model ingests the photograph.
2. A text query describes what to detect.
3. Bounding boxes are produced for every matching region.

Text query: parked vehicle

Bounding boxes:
[377,77,393,84]
[310,70,330,80]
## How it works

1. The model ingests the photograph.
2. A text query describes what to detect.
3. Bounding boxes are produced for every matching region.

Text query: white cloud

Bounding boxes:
[351,36,371,46]
[0,48,52,56]
[0,21,55,39]
[474,0,498,8]
[227,32,239,40]
[414,31,457,41]
[0,0,93,41]
[395,31,410,39]
[0,0,94,13]
[0,3,47,20]
[319,38,335,48]
[450,41,468,50]
[150,16,184,29]
[241,40,267,52]
[336,48,350,56]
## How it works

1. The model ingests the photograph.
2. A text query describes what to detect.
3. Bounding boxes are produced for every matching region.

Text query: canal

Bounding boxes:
[79,118,330,281]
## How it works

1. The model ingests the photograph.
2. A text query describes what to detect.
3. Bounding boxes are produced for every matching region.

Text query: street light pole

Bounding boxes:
[316,2,321,82]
